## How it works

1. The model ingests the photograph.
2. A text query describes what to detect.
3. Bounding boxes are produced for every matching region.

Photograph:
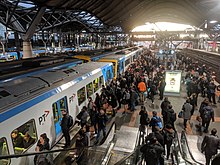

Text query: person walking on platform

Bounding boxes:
[163,124,175,160]
[138,79,147,103]
[79,106,89,128]
[200,103,215,133]
[201,128,220,165]
[182,98,192,129]
[94,93,101,111]
[60,110,71,148]
[139,105,149,143]
[158,78,166,100]
[149,111,163,132]
[189,93,197,116]
[130,88,138,111]
[121,88,130,114]
[207,80,216,104]
[161,97,170,125]
[166,105,177,130]
[95,109,108,144]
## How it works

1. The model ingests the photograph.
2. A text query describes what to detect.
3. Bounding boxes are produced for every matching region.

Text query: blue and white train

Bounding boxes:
[0,62,113,165]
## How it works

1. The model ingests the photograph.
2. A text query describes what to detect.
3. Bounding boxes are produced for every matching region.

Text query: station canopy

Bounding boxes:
[1,0,220,33]
[30,0,220,32]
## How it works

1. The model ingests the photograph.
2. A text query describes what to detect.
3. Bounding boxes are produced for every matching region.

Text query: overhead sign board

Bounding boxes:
[164,70,182,96]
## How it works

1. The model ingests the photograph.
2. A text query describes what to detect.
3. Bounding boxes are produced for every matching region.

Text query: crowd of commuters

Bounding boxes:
[18,49,220,165]
[72,50,220,165]
[137,51,220,165]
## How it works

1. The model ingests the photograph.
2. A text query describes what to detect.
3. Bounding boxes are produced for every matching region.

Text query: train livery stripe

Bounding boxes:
[0,64,111,123]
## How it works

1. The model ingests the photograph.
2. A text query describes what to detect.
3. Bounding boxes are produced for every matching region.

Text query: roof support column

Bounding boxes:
[22,7,46,59]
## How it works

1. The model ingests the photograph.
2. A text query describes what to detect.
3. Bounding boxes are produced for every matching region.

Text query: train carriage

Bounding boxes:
[0,62,113,165]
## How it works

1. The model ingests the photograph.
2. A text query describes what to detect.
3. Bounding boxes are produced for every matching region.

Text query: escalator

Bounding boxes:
[112,129,204,165]
[179,131,204,165]
[71,125,204,165]
[75,121,116,165]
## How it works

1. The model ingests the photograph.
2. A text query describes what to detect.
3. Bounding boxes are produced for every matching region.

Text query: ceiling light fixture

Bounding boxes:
[210,20,218,24]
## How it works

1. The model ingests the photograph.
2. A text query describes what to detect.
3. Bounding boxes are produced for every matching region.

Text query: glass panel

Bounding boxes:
[11,119,37,154]
[59,97,68,111]
[93,78,99,93]
[52,96,68,137]
[99,76,104,88]
[77,87,86,105]
[125,59,130,66]
[0,137,10,165]
[86,82,93,98]
[52,102,59,122]
[112,62,116,77]
[106,70,111,81]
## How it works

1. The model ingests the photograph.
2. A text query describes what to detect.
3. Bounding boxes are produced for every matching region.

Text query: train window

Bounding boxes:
[106,70,111,81]
[93,78,99,93]
[77,87,86,105]
[11,119,37,154]
[121,61,124,70]
[86,82,93,98]
[125,59,130,66]
[99,76,104,87]
[112,62,116,77]
[59,97,68,111]
[52,102,59,122]
[0,137,10,165]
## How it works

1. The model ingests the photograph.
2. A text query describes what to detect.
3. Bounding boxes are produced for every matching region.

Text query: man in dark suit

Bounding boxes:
[201,128,220,165]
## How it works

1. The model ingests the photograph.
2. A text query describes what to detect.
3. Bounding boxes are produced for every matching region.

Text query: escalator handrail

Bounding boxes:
[173,131,197,165]
[99,120,116,146]
[181,131,203,165]
[75,121,116,161]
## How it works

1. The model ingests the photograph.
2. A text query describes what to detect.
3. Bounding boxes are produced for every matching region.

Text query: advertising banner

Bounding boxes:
[164,70,182,96]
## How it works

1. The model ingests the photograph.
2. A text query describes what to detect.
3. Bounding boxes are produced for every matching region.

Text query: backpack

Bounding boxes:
[203,107,212,122]
[170,112,177,122]
[152,116,163,129]
[165,131,174,143]
[68,115,74,128]
[145,145,157,160]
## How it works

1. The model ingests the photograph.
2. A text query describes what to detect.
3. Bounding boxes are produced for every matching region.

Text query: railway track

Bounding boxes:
[180,49,220,82]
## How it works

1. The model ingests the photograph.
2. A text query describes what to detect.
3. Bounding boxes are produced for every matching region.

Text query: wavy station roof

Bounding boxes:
[32,0,220,32]
[1,0,220,34]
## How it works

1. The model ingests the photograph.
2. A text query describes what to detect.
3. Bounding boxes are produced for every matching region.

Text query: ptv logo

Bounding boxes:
[39,110,50,125]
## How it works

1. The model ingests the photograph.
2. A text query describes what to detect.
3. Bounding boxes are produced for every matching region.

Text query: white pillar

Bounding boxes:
[23,41,33,59]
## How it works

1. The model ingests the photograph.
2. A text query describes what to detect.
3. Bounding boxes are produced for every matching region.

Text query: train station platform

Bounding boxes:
[143,80,220,164]
[53,73,220,164]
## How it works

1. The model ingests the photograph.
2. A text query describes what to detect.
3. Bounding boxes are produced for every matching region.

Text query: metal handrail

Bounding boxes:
[114,126,145,165]
[75,121,116,162]
[100,123,116,165]
[181,131,203,165]
[172,131,197,165]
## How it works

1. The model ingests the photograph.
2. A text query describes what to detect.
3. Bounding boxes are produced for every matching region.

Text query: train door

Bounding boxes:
[52,96,68,138]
